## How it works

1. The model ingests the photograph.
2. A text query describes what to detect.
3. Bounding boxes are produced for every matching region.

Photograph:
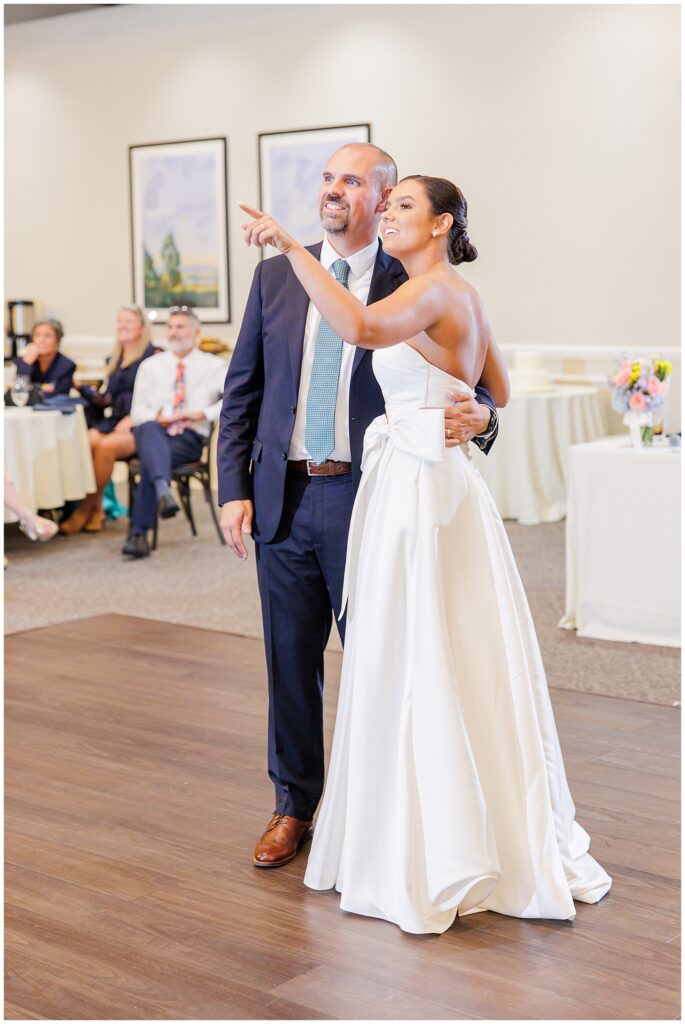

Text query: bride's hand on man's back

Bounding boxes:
[444,393,491,447]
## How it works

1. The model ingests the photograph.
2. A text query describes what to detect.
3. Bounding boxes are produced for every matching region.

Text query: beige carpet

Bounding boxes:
[4,496,680,706]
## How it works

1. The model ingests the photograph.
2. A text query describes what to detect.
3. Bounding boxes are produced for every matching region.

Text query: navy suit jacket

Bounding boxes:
[218,241,497,544]
[14,351,76,395]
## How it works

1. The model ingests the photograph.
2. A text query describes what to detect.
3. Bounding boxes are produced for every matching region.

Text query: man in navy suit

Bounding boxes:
[218,144,499,868]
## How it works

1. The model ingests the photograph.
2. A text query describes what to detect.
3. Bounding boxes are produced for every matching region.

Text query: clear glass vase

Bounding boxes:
[624,411,654,448]
[641,423,654,446]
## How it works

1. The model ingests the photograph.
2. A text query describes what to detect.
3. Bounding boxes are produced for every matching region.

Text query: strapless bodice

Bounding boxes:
[342,343,477,613]
[372,343,474,412]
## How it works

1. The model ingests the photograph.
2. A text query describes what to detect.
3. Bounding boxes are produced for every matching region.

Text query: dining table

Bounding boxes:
[559,435,681,647]
[4,405,96,521]
[471,384,608,525]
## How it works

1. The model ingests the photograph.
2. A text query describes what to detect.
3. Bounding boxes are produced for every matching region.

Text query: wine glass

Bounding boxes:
[11,376,31,408]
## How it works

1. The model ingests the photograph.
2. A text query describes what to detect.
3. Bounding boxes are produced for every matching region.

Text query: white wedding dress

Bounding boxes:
[303,342,611,934]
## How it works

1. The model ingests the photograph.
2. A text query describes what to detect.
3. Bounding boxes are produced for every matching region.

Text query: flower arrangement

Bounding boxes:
[610,356,673,446]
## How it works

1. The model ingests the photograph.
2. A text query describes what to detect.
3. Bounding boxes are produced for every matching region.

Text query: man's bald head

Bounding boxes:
[332,143,398,192]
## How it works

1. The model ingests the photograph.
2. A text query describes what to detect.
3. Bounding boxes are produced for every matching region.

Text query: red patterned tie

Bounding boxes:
[167,360,188,436]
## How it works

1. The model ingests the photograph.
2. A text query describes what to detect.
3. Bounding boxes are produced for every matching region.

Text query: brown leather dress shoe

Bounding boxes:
[253,812,313,868]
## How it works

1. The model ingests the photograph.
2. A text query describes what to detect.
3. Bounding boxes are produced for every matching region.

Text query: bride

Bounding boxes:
[238,176,611,935]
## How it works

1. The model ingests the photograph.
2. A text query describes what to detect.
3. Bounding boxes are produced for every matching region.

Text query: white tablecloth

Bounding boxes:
[472,385,607,525]
[560,436,681,647]
[4,406,96,520]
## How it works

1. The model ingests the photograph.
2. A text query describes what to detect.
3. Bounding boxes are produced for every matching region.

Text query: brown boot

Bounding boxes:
[253,812,312,868]
[58,503,92,535]
[83,507,105,533]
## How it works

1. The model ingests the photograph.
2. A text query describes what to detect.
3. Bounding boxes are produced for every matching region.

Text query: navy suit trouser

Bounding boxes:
[255,469,356,821]
[131,421,204,531]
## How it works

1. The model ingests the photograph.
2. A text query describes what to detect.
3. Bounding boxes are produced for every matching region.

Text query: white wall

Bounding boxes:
[5,3,681,363]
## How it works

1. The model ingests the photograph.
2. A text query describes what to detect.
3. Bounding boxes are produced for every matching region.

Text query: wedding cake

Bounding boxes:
[508,351,552,393]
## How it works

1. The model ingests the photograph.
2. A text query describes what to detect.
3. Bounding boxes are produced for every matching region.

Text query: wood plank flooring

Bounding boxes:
[4,614,681,1020]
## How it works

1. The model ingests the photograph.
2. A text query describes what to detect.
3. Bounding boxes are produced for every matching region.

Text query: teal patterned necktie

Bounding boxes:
[304,258,351,464]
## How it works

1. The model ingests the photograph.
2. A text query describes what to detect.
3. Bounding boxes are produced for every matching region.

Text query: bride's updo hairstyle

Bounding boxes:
[402,175,478,265]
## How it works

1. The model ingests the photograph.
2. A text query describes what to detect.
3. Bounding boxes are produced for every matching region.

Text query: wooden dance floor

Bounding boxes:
[5,615,680,1020]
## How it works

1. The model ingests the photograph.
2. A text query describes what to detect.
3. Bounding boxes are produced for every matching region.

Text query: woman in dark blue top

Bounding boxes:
[14,319,75,396]
[82,340,159,433]
[60,305,159,534]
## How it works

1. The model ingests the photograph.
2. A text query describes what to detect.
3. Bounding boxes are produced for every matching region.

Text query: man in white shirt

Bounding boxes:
[287,233,378,463]
[125,306,225,559]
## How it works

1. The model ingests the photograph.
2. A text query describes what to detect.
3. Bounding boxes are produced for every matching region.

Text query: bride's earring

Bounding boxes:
[431,230,438,237]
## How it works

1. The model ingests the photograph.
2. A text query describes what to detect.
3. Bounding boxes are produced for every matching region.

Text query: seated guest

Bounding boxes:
[123,305,226,559]
[60,304,159,534]
[14,318,75,396]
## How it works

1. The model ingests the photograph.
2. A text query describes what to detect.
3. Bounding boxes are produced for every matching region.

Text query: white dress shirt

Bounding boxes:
[289,235,379,462]
[131,346,226,438]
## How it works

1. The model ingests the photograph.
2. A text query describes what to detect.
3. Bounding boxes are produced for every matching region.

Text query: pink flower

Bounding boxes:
[629,391,647,410]
[613,365,632,387]
[647,377,664,396]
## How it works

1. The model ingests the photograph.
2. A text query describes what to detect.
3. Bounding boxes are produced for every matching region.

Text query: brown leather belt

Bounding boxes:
[288,459,352,477]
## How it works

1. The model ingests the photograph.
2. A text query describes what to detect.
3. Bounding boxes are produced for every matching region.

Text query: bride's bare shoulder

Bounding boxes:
[452,275,489,324]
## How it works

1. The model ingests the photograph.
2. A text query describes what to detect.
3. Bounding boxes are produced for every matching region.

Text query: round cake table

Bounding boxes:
[471,384,607,525]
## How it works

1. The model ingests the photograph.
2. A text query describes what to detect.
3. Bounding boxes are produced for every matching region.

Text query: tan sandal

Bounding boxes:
[83,507,105,533]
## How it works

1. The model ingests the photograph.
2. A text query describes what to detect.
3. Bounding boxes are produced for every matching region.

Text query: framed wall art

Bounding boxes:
[258,123,371,256]
[129,136,230,323]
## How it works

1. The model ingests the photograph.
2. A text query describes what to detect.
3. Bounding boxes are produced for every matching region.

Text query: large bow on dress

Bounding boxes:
[340,406,446,617]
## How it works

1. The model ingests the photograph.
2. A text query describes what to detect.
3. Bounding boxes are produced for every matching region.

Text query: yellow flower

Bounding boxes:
[655,359,673,381]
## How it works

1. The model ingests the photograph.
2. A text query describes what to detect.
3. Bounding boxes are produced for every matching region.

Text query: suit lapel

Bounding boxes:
[286,242,323,393]
[352,243,406,375]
